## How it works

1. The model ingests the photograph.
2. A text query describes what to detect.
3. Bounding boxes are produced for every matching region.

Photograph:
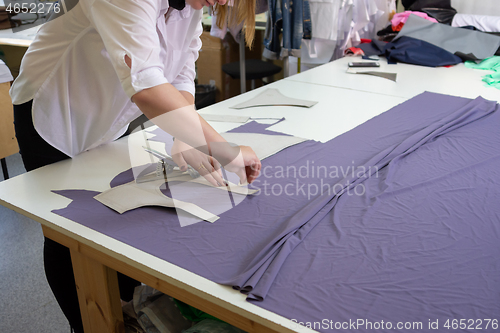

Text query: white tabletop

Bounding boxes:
[287,56,500,103]
[1,56,498,333]
[199,79,406,142]
[0,24,39,47]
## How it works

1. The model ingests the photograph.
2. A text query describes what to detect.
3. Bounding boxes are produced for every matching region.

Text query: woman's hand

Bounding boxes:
[171,139,226,187]
[223,145,261,185]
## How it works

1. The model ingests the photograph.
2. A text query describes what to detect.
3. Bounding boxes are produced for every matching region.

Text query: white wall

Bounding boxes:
[451,0,500,15]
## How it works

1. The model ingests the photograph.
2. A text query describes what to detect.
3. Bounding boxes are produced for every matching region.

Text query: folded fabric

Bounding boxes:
[385,36,462,67]
[452,14,500,33]
[481,71,500,89]
[465,56,500,71]
[465,56,500,90]
[357,39,388,57]
[391,11,438,31]
[396,14,500,60]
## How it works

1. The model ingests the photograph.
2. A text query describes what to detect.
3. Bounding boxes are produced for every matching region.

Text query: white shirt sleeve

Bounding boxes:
[170,11,203,97]
[80,0,168,98]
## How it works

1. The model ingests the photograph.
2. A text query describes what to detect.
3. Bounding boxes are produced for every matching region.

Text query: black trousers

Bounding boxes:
[13,100,141,333]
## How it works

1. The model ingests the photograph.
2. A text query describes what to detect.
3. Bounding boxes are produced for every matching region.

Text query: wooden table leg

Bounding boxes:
[70,248,125,333]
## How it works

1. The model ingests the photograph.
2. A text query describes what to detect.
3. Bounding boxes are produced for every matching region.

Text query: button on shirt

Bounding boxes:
[10,0,202,157]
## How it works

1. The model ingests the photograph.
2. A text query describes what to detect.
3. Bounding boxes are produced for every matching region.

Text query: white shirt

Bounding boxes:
[10,0,202,157]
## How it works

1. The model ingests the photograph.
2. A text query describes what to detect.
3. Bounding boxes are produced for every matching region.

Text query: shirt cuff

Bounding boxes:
[172,82,195,97]
[122,67,169,98]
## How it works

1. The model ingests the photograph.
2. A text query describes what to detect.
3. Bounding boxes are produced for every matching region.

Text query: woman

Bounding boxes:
[10,0,261,331]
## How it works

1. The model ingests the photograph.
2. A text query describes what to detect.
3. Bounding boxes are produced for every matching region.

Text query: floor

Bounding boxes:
[0,153,71,333]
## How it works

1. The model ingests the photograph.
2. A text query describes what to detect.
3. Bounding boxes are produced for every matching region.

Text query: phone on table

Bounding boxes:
[348,62,380,68]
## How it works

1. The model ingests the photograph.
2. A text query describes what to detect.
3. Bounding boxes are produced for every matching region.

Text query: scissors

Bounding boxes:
[135,146,200,183]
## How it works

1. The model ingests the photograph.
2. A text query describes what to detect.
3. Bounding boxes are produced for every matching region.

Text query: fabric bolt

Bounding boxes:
[452,13,500,33]
[395,14,500,60]
[9,0,202,157]
[230,88,318,109]
[263,0,312,59]
[52,92,500,332]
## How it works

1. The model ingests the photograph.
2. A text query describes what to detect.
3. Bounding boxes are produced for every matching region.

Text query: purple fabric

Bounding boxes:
[145,117,289,150]
[52,92,500,332]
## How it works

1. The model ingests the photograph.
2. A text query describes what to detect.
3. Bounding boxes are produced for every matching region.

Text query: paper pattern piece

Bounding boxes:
[346,68,398,82]
[94,179,219,223]
[199,114,251,123]
[222,132,307,160]
[146,127,307,162]
[230,88,318,109]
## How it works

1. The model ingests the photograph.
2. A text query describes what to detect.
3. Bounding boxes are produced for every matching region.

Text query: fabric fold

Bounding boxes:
[221,95,499,301]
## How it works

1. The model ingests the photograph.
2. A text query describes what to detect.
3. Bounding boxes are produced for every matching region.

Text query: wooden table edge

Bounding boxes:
[0,197,297,333]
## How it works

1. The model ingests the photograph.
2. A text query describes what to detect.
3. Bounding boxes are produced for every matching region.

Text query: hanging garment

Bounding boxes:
[395,14,500,60]
[308,0,341,40]
[263,0,312,59]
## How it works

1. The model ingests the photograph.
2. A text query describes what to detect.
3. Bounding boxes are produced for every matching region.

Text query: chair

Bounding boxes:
[222,59,282,92]
[221,31,281,94]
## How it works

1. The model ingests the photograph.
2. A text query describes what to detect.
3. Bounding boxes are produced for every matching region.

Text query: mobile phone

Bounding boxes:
[348,62,380,68]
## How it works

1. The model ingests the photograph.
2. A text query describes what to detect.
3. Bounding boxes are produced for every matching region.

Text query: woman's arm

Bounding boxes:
[133,83,261,184]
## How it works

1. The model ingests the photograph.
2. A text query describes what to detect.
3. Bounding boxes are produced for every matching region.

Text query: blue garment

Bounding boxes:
[385,36,462,67]
[263,0,312,59]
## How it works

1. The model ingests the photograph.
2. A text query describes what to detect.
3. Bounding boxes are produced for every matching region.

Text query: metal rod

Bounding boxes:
[239,32,246,94]
[1,158,9,180]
